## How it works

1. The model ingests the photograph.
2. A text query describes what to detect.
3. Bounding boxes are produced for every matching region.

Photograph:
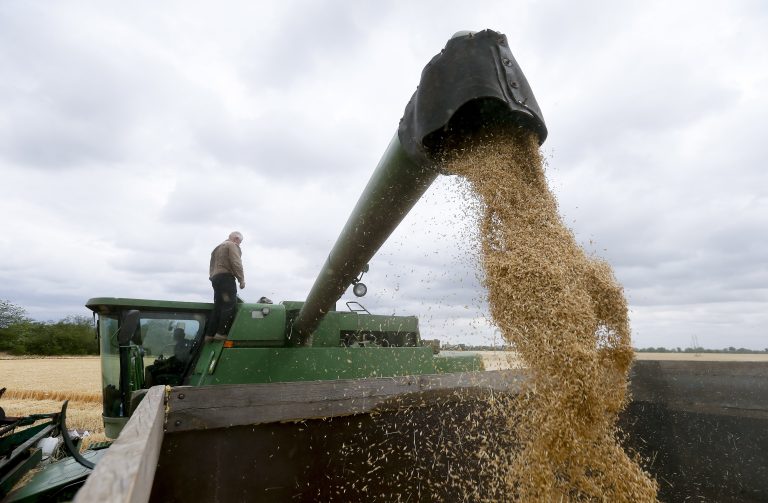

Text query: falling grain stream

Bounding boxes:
[441,127,658,501]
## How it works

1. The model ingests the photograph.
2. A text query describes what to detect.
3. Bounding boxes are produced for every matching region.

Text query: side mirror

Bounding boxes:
[118,310,140,346]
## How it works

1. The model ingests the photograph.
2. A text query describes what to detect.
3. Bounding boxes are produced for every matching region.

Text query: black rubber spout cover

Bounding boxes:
[398,29,547,165]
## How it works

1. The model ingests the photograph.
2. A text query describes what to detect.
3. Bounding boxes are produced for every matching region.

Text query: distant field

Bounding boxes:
[466,350,525,370]
[1,356,104,444]
[1,356,101,398]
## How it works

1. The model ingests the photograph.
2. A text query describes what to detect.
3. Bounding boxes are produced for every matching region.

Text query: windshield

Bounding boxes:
[99,310,208,418]
[99,315,121,417]
[139,313,205,362]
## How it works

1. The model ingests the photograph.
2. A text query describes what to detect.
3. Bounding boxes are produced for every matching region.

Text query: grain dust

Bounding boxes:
[441,126,658,501]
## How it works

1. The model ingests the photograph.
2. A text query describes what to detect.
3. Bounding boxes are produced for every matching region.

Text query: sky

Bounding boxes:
[0,0,766,350]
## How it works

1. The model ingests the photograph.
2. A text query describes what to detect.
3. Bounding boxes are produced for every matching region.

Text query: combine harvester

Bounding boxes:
[4,30,767,503]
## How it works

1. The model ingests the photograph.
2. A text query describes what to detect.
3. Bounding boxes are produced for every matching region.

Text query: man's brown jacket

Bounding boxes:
[209,240,244,283]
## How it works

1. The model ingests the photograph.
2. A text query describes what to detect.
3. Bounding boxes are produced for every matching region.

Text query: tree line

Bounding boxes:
[0,300,98,356]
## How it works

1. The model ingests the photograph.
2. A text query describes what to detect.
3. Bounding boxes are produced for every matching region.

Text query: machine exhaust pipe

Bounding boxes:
[292,29,547,345]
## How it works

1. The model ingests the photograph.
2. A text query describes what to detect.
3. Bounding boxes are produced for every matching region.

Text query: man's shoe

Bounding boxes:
[204,336,214,343]
[212,334,228,341]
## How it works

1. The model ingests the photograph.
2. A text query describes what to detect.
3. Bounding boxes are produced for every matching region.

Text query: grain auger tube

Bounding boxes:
[291,29,548,345]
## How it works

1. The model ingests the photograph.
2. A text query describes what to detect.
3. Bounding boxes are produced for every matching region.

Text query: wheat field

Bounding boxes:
[1,356,106,445]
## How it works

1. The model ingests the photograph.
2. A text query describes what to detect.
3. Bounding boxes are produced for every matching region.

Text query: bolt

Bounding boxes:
[502,58,512,66]
[174,420,182,427]
[509,81,520,89]
[178,393,185,399]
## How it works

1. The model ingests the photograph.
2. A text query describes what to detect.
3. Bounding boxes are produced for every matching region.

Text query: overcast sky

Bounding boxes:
[1,0,766,349]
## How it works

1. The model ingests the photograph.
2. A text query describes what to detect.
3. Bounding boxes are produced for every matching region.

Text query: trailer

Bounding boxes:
[68,358,768,502]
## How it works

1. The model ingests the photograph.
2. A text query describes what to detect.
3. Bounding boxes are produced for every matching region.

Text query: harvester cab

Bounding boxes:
[85,28,546,440]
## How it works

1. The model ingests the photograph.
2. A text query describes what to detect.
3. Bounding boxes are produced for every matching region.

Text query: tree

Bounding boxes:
[0,304,97,356]
[0,299,28,329]
[2,319,97,356]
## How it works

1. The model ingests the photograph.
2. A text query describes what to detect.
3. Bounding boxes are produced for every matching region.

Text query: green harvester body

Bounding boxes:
[86,296,483,438]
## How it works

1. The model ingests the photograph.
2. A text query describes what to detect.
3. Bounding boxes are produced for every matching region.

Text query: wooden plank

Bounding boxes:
[166,369,525,432]
[74,386,166,503]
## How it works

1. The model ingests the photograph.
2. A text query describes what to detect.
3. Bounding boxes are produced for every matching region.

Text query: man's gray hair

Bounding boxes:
[229,231,243,241]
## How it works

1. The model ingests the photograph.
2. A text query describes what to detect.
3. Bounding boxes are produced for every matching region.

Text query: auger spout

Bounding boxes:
[292,29,546,345]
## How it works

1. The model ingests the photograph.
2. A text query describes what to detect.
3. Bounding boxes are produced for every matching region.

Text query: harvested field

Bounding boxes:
[1,356,105,445]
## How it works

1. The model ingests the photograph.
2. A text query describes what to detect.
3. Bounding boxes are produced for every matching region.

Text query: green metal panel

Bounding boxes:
[334,311,419,333]
[308,312,343,347]
[86,297,213,315]
[358,313,419,334]
[195,347,465,384]
[189,343,225,385]
[1,448,42,499]
[280,300,306,312]
[4,450,105,502]
[299,310,422,347]
[0,421,53,454]
[228,303,286,343]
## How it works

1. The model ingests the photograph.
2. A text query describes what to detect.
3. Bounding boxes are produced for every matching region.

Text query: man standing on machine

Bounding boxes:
[205,231,245,342]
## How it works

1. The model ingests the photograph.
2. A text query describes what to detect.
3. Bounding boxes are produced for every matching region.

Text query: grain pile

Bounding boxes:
[441,127,658,501]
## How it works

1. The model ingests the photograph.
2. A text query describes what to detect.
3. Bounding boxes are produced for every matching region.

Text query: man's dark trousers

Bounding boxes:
[207,273,237,336]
